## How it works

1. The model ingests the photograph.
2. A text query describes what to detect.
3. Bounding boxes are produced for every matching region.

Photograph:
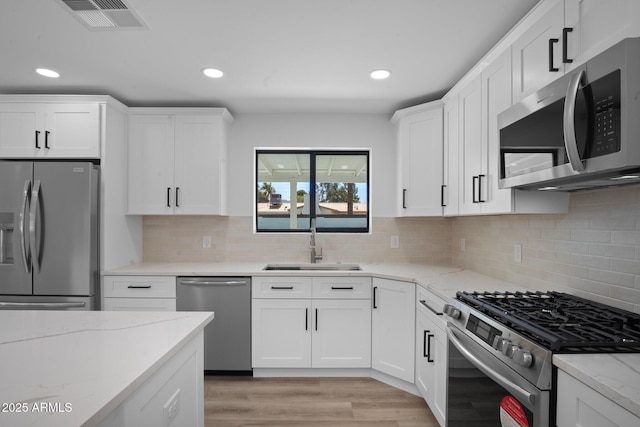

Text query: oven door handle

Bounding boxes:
[447,326,536,406]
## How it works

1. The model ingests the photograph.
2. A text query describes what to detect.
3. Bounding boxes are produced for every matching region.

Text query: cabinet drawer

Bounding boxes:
[416,284,446,327]
[103,276,176,298]
[312,276,371,299]
[103,298,176,311]
[252,276,312,299]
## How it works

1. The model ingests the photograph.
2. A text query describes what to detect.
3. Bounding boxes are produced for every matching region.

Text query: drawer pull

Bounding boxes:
[271,286,294,290]
[331,286,354,290]
[127,285,152,289]
[420,300,443,316]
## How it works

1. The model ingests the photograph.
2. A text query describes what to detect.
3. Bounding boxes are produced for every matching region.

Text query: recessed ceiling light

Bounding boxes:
[35,68,60,78]
[202,68,224,79]
[370,69,391,80]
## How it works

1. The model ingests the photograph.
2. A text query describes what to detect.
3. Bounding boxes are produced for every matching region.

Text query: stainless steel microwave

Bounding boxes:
[498,37,640,191]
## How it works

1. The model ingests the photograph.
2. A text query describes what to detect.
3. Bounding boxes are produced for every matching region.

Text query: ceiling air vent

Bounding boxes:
[57,0,148,30]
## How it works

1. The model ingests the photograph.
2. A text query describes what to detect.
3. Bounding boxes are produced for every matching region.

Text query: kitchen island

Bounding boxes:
[0,310,213,426]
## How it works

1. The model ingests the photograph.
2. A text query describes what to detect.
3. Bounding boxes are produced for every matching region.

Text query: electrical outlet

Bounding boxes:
[163,389,181,426]
[390,235,399,249]
[202,236,212,249]
[514,244,522,263]
[460,238,466,252]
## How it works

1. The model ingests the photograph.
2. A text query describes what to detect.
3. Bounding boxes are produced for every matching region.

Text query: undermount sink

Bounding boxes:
[263,263,362,271]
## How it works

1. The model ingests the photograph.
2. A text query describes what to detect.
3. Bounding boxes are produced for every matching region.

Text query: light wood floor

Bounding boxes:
[204,376,439,427]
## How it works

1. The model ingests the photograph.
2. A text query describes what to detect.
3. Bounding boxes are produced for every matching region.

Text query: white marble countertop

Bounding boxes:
[0,310,213,426]
[554,353,640,418]
[102,261,533,300]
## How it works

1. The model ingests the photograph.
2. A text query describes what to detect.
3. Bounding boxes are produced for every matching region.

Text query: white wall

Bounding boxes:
[226,113,396,217]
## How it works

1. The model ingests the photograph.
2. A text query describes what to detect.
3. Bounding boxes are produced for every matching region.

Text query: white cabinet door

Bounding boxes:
[43,103,101,158]
[312,299,371,368]
[443,97,459,216]
[396,102,444,217]
[512,0,565,103]
[565,0,640,72]
[371,278,415,383]
[251,299,312,368]
[127,114,175,214]
[173,115,227,214]
[458,75,483,215]
[481,49,513,214]
[556,370,640,427]
[0,102,101,158]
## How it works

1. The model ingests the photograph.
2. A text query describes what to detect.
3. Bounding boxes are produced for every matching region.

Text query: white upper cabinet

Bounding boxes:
[457,75,483,215]
[0,100,101,158]
[512,0,565,103]
[127,108,232,215]
[393,101,444,217]
[443,97,459,216]
[513,0,640,103]
[564,0,640,72]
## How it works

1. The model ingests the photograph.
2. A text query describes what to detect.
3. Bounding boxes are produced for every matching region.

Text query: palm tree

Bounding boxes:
[258,182,275,202]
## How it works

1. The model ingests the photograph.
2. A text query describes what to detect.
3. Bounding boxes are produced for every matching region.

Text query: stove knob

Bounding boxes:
[443,304,461,319]
[502,343,518,358]
[513,348,534,368]
[493,337,509,351]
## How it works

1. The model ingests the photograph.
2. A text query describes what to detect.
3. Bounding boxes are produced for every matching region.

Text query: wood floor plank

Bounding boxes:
[204,376,438,427]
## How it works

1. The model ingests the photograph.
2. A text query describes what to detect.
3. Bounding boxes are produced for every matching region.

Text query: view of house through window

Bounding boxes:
[256,150,370,232]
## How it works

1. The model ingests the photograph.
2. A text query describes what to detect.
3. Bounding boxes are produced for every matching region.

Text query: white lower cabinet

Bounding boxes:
[371,278,415,383]
[556,370,640,427]
[102,275,176,311]
[97,331,205,427]
[415,285,447,427]
[251,276,372,369]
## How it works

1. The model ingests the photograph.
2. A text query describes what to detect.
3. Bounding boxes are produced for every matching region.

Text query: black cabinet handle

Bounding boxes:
[175,187,180,207]
[423,330,429,357]
[419,300,443,316]
[549,38,560,72]
[271,286,294,290]
[315,308,318,331]
[331,286,354,290]
[441,184,446,207]
[562,27,573,64]
[373,286,378,309]
[402,189,407,209]
[478,174,486,203]
[35,130,40,149]
[44,131,50,149]
[127,285,151,289]
[167,187,172,207]
[305,308,308,331]
[427,334,435,363]
[472,176,479,203]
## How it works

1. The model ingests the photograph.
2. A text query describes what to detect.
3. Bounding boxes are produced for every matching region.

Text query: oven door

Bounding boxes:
[446,324,550,427]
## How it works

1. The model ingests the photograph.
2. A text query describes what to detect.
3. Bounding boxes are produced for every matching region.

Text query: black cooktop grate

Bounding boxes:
[456,291,640,353]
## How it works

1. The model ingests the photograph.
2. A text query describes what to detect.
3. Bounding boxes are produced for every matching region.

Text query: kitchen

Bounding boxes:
[1,0,640,426]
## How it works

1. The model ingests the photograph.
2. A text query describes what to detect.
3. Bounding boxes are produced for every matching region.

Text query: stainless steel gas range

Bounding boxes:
[443,291,640,427]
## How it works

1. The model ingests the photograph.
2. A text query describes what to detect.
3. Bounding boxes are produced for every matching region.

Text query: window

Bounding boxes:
[255,149,370,233]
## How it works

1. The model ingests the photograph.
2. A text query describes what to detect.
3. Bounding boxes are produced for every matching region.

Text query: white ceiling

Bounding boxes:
[0,0,540,115]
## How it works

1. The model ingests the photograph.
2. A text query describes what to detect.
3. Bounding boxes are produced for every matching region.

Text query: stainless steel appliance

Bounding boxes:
[443,291,640,427]
[0,161,99,310]
[177,276,252,373]
[499,37,640,191]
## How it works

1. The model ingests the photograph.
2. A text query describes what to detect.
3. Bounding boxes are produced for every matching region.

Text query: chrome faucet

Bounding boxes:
[309,218,323,263]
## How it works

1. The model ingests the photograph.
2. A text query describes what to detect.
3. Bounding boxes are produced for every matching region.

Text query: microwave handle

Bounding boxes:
[563,70,586,172]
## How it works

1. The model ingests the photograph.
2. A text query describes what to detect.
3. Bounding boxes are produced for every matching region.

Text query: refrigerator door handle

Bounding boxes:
[0,301,86,309]
[29,180,42,273]
[20,180,32,274]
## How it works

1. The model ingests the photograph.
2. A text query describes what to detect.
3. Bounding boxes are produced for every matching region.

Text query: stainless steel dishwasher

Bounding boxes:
[176,277,251,374]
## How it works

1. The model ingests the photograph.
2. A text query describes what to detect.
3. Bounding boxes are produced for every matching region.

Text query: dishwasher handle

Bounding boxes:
[178,279,249,286]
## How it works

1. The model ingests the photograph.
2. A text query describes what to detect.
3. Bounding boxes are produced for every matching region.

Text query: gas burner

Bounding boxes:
[456,291,640,353]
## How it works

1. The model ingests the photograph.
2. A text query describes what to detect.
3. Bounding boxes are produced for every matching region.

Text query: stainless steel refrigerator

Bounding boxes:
[0,161,99,310]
